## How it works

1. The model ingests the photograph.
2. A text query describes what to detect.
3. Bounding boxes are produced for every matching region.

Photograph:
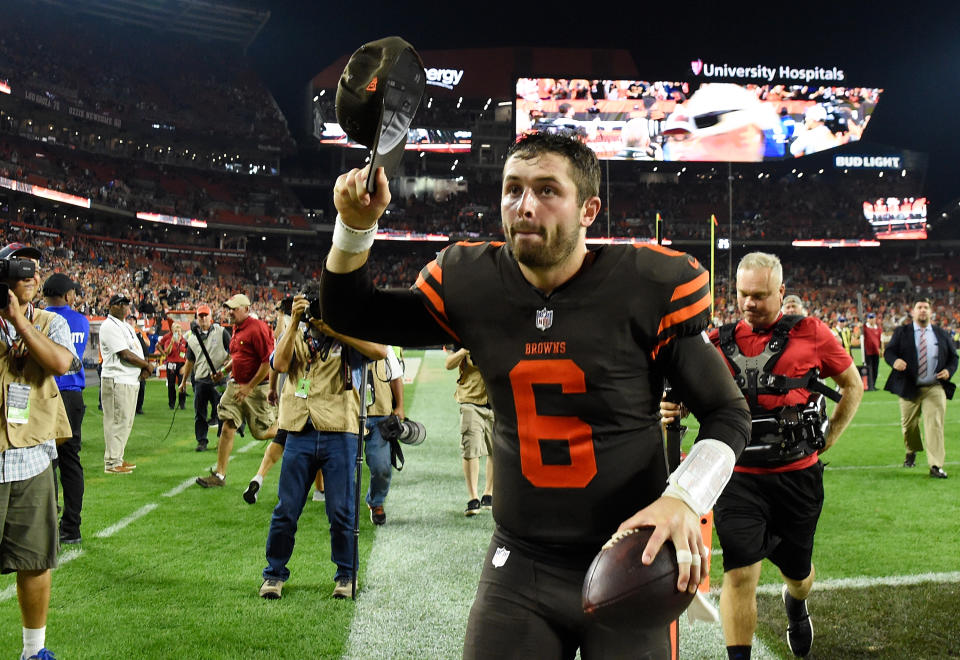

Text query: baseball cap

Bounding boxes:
[336,36,425,193]
[42,272,77,297]
[224,293,251,309]
[197,303,212,315]
[109,294,131,306]
[838,316,847,322]
[867,312,876,318]
[782,294,803,307]
[0,242,42,261]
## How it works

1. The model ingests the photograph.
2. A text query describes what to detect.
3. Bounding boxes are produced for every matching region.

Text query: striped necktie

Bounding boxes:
[917,327,928,378]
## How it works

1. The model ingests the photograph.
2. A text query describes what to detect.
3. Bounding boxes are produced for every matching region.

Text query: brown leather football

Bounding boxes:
[582,526,695,629]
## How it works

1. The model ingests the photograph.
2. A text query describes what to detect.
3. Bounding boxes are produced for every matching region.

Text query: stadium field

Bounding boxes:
[1,350,957,659]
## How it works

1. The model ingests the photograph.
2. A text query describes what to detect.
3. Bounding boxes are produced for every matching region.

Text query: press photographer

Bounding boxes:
[257,293,388,601]
[0,242,80,660]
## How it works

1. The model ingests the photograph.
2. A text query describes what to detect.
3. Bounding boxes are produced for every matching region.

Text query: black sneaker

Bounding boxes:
[904,451,916,467]
[243,479,261,504]
[480,494,493,510]
[59,534,82,546]
[195,442,208,452]
[370,505,386,525]
[782,585,813,657]
[464,499,481,517]
[930,466,948,479]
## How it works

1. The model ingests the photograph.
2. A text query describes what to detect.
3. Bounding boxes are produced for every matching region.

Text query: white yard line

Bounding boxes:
[94,503,159,538]
[0,548,85,603]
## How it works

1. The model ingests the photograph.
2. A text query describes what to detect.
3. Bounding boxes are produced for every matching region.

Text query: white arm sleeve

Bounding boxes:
[662,439,736,517]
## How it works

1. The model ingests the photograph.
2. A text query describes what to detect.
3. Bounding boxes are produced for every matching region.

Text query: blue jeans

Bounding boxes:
[365,416,392,508]
[263,427,358,583]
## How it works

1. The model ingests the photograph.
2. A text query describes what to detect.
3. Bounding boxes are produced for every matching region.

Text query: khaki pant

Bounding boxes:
[899,384,947,468]
[102,378,138,468]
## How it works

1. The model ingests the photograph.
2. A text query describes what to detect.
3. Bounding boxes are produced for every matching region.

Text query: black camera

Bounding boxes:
[378,414,426,446]
[299,283,322,322]
[0,258,36,282]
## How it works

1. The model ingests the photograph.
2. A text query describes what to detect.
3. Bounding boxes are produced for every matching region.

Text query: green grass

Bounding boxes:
[1,355,958,658]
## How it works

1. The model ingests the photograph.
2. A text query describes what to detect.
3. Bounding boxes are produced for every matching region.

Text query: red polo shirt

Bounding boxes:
[863,324,882,355]
[709,314,853,473]
[229,315,274,385]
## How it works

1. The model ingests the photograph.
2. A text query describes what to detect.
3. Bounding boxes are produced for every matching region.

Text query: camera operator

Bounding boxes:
[257,294,387,601]
[179,304,231,452]
[364,347,405,526]
[0,243,80,660]
[662,252,862,660]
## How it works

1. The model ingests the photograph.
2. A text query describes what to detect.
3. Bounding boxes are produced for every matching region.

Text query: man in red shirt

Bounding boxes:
[664,252,862,660]
[862,313,883,391]
[197,294,278,488]
[157,321,188,409]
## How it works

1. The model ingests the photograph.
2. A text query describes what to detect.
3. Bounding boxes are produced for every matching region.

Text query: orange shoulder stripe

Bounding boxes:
[657,292,711,337]
[671,271,710,302]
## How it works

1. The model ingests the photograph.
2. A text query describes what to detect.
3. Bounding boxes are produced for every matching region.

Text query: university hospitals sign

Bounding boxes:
[690,58,845,83]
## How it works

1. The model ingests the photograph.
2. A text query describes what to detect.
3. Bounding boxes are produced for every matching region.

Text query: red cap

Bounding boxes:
[197,304,212,315]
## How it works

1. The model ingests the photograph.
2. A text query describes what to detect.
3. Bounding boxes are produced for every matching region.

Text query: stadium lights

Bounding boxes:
[313,95,319,102]
[901,170,907,177]
[818,169,824,174]
[879,172,884,177]
[797,172,804,178]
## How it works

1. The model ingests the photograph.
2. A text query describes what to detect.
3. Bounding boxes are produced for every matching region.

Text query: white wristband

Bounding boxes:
[662,438,736,517]
[332,215,377,253]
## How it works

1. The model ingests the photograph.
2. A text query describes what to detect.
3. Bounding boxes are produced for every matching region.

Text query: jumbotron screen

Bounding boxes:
[315,122,471,154]
[515,79,882,162]
[863,197,928,240]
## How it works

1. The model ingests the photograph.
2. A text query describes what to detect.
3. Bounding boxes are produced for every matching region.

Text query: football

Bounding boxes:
[582,526,696,629]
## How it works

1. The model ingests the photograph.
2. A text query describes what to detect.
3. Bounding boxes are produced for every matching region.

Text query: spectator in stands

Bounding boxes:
[196,293,278,488]
[0,243,78,660]
[180,304,231,452]
[100,295,151,473]
[42,272,89,545]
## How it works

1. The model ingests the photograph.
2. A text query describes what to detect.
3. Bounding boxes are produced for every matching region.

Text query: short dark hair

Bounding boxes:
[505,131,601,205]
[913,297,933,308]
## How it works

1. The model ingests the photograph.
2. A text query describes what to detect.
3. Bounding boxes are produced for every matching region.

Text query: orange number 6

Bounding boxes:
[509,359,597,488]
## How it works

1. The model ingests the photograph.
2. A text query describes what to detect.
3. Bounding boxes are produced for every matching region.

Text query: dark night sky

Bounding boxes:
[248,1,960,208]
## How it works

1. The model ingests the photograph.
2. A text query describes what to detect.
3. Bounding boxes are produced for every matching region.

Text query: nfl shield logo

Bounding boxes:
[535,308,553,331]
[492,546,511,568]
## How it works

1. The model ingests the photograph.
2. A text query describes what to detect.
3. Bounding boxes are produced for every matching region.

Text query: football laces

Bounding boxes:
[601,527,638,551]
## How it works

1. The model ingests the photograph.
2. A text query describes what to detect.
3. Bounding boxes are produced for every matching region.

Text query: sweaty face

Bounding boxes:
[501,153,591,271]
[913,301,931,325]
[737,267,784,329]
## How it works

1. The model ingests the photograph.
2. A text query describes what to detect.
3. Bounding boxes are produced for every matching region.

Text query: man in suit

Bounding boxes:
[884,298,958,478]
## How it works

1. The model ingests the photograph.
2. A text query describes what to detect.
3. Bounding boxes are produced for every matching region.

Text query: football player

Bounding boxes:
[321,132,750,658]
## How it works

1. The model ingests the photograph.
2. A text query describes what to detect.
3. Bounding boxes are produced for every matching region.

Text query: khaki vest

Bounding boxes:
[186,324,230,380]
[455,354,487,405]
[0,310,73,451]
[278,333,360,434]
[368,359,395,417]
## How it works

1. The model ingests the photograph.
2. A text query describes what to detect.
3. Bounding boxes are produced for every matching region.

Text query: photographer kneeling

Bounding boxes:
[0,243,80,660]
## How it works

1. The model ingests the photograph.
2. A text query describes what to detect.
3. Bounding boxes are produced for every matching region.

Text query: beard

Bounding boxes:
[504,219,582,270]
